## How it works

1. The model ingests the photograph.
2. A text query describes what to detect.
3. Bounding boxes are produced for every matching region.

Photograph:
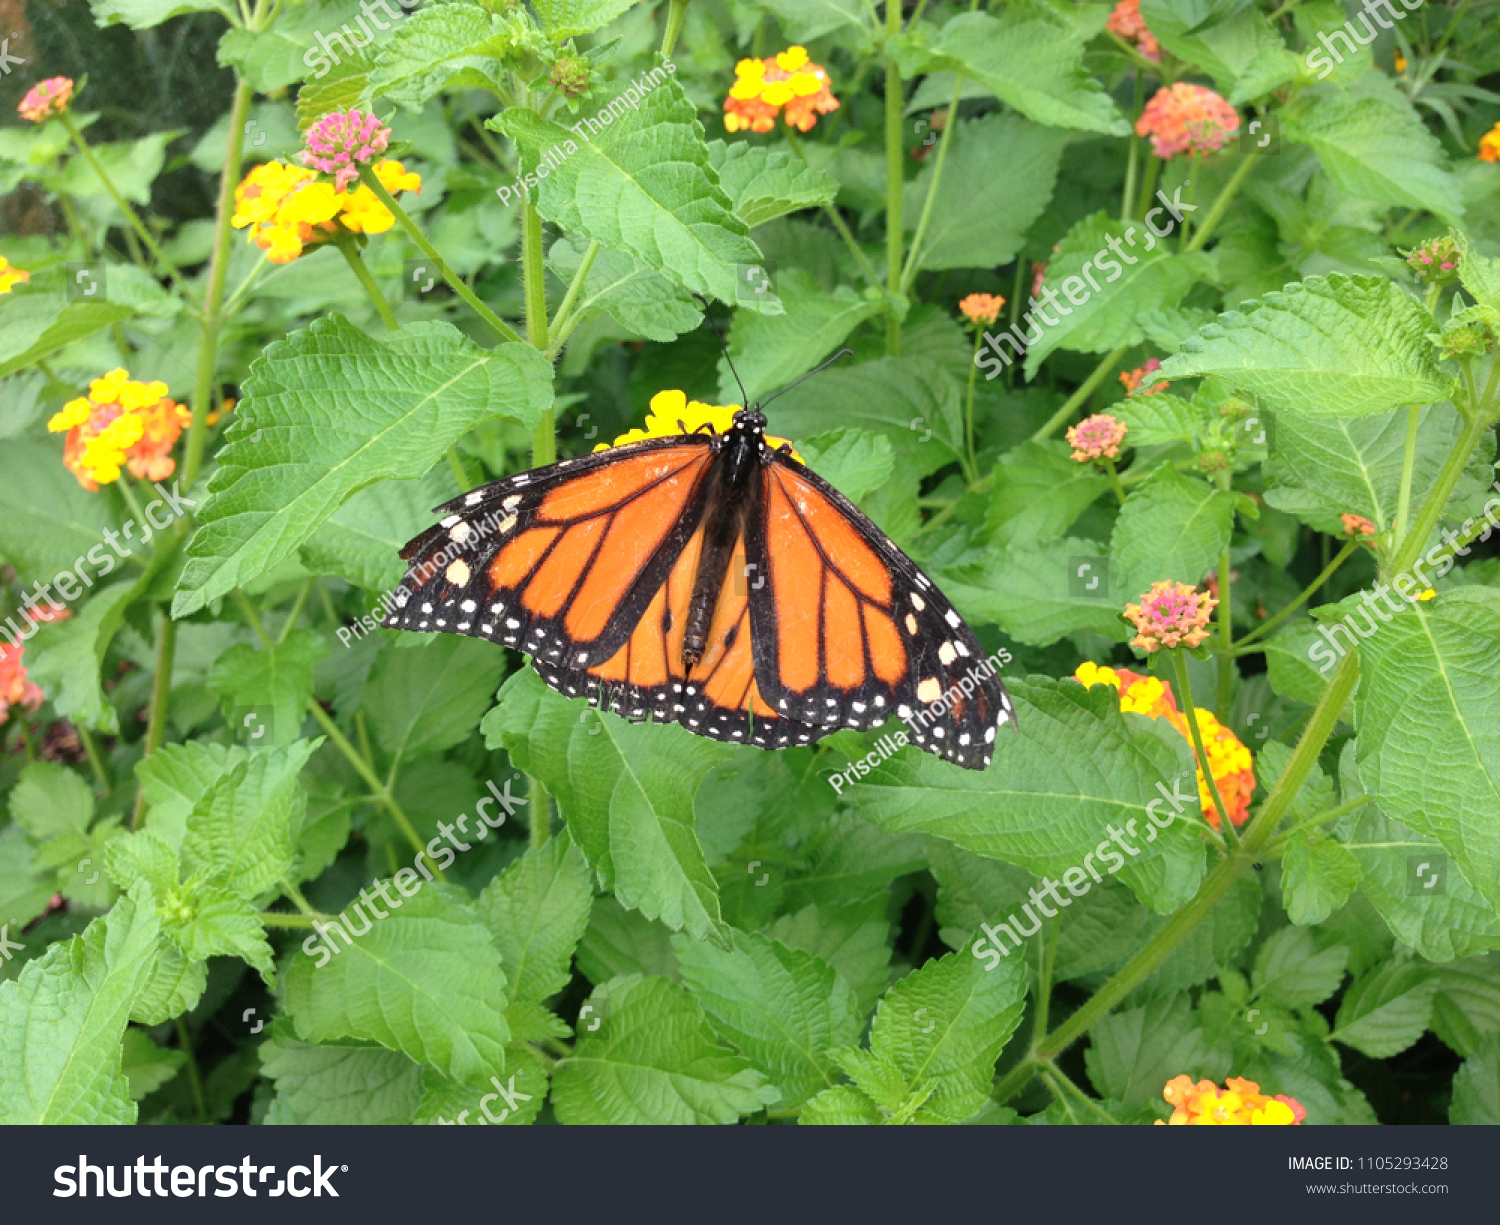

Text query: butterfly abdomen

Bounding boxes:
[683,425,759,668]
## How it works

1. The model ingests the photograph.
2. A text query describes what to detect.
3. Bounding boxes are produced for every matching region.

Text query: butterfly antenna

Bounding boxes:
[693,294,751,409]
[759,349,854,411]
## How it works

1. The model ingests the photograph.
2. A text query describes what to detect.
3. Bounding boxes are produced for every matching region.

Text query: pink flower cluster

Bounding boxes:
[300,109,392,192]
[1136,84,1239,160]
[19,76,74,123]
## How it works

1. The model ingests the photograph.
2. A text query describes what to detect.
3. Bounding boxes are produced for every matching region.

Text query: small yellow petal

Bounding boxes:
[761,80,794,107]
[776,46,809,71]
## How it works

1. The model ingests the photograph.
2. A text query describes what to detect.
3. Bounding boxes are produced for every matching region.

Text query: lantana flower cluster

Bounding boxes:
[231,158,420,264]
[1107,0,1161,62]
[1120,358,1167,396]
[299,108,391,192]
[1075,662,1255,829]
[1480,121,1500,163]
[1404,236,1461,284]
[724,46,840,134]
[0,257,29,295]
[1136,83,1239,159]
[46,368,190,489]
[1157,1075,1305,1125]
[1124,579,1215,651]
[0,641,47,726]
[18,76,74,123]
[958,293,1005,327]
[1066,413,1128,462]
[605,390,800,460]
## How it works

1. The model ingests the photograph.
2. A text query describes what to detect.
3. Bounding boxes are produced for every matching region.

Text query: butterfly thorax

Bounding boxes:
[682,412,767,668]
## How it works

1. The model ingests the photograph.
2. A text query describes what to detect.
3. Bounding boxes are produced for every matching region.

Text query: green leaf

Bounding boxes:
[1282,831,1362,926]
[168,886,275,979]
[864,946,1027,1123]
[1264,403,1493,534]
[26,579,146,734]
[1430,961,1500,1057]
[485,668,730,944]
[533,0,640,38]
[1085,994,1228,1109]
[284,885,510,1085]
[1331,961,1436,1058]
[768,900,894,1015]
[576,895,680,984]
[912,6,1130,136]
[414,1046,549,1125]
[709,140,838,229]
[770,355,966,478]
[798,1083,886,1124]
[1455,231,1500,315]
[0,825,57,936]
[207,629,326,748]
[299,471,452,594]
[365,2,516,107]
[742,0,867,42]
[675,931,860,1109]
[1022,212,1212,376]
[10,761,94,843]
[1283,91,1464,226]
[0,886,161,1124]
[546,236,700,343]
[781,816,924,911]
[217,1,367,94]
[796,429,896,503]
[181,740,319,899]
[0,294,136,379]
[494,78,766,309]
[717,269,884,404]
[58,133,179,208]
[363,636,504,763]
[902,115,1068,272]
[938,540,1132,648]
[1139,0,1299,104]
[1450,1038,1500,1125]
[129,942,207,1027]
[174,317,553,615]
[1356,588,1500,911]
[0,439,114,582]
[480,837,594,1007]
[1109,467,1237,601]
[983,441,1109,548]
[121,1028,185,1100]
[261,1024,421,1125]
[1253,926,1348,1009]
[1158,275,1455,417]
[551,974,775,1123]
[135,741,249,847]
[1136,874,1262,998]
[87,0,235,28]
[1112,393,1204,448]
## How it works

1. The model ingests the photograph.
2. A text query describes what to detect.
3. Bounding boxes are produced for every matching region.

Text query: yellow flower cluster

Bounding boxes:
[1157,1075,1305,1125]
[601,389,801,460]
[725,46,840,134]
[0,256,30,294]
[1480,121,1500,163]
[231,159,420,264]
[47,368,189,489]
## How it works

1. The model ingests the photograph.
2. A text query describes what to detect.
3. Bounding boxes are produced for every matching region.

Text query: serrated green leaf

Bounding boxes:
[1252,925,1348,1009]
[709,140,838,229]
[1331,961,1436,1057]
[1110,466,1237,600]
[26,578,146,734]
[135,741,249,848]
[1430,961,1500,1058]
[1139,0,1299,104]
[903,114,1068,272]
[768,899,893,1015]
[299,471,452,594]
[168,886,275,978]
[494,78,765,309]
[10,761,93,843]
[485,667,729,944]
[796,429,896,504]
[121,1028,185,1100]
[284,885,510,1085]
[533,0,640,38]
[742,0,867,42]
[0,438,114,582]
[261,1025,421,1125]
[913,6,1129,136]
[1282,831,1362,926]
[1158,275,1454,416]
[1085,994,1228,1109]
[546,235,700,343]
[363,636,504,763]
[983,441,1109,548]
[1356,588,1500,911]
[218,1,368,94]
[675,931,860,1109]
[551,974,774,1123]
[1112,393,1204,447]
[364,2,516,107]
[129,941,207,1027]
[414,1046,549,1124]
[576,895,680,984]
[0,886,161,1124]
[208,629,326,748]
[0,825,56,936]
[480,837,593,1007]
[798,1082,885,1123]
[1450,1037,1500,1124]
[174,318,553,615]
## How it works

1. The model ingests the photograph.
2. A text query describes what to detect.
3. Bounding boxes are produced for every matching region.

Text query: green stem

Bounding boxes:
[277,577,314,645]
[547,238,599,348]
[447,446,473,492]
[1046,1063,1119,1124]
[1183,154,1258,253]
[1236,539,1358,650]
[900,73,963,294]
[337,240,398,331]
[1393,405,1422,551]
[1133,155,1162,225]
[883,0,904,356]
[1121,71,1145,223]
[1214,472,1233,722]
[1028,347,1129,442]
[175,1017,209,1123]
[182,80,254,494]
[963,330,982,481]
[1390,408,1493,577]
[306,700,447,881]
[1261,795,1373,855]
[60,113,195,304]
[76,723,110,793]
[784,131,883,291]
[660,0,690,57]
[259,911,325,928]
[1170,649,1237,847]
[529,778,550,848]
[132,612,177,830]
[357,163,522,345]
[521,200,549,351]
[1103,457,1127,505]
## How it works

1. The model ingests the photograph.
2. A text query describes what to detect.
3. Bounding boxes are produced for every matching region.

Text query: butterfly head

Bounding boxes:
[732,408,768,435]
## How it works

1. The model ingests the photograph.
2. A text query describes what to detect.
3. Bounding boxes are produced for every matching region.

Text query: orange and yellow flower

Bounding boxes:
[1066,413,1128,462]
[0,640,46,726]
[1156,1075,1305,1125]
[0,257,30,295]
[1107,0,1160,62]
[1075,662,1255,829]
[959,293,1005,327]
[46,368,190,490]
[19,76,74,123]
[1480,122,1500,163]
[725,46,840,134]
[602,389,800,460]
[231,158,420,264]
[1120,358,1167,397]
[1340,512,1376,539]
[1136,83,1239,159]
[1124,579,1216,652]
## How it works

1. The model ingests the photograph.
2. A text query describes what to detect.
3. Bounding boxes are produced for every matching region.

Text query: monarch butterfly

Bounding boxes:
[382,395,1014,769]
